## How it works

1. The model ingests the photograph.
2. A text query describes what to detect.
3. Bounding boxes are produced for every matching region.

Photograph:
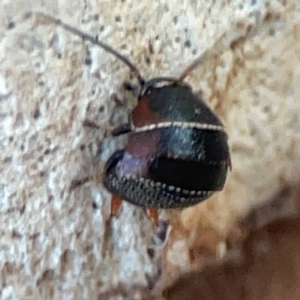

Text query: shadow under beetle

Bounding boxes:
[33,12,231,224]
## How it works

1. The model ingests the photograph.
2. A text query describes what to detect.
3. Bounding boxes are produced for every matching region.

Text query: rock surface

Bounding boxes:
[0,0,299,299]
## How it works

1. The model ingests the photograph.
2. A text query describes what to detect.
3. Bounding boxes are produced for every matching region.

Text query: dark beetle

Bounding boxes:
[104,79,230,209]
[36,13,231,210]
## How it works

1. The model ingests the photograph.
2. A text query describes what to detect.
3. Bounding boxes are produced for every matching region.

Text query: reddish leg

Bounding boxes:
[111,195,123,216]
[111,195,159,226]
[145,208,159,226]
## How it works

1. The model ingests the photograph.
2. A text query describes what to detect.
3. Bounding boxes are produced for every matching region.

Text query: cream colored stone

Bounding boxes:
[0,0,299,299]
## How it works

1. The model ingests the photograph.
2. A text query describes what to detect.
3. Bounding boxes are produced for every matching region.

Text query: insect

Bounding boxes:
[33,12,231,224]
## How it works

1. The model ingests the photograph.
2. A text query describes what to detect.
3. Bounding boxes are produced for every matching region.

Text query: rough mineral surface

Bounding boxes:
[163,184,300,300]
[0,0,299,299]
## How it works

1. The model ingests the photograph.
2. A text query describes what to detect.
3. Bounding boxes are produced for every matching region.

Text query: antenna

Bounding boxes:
[178,51,210,82]
[30,12,145,85]
[178,32,225,82]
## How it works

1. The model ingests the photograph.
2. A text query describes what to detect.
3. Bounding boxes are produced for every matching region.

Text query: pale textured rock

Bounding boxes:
[0,0,299,299]
[163,184,300,300]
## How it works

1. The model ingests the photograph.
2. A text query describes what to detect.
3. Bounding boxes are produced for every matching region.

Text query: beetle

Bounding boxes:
[34,12,231,224]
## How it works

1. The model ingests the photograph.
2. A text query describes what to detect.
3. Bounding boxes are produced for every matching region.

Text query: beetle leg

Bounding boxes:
[69,176,93,191]
[123,81,136,91]
[145,208,159,226]
[111,123,132,136]
[83,119,101,129]
[111,194,123,216]
[196,89,204,98]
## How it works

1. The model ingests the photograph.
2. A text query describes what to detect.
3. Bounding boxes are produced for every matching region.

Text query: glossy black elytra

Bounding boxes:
[34,13,231,212]
[105,82,231,209]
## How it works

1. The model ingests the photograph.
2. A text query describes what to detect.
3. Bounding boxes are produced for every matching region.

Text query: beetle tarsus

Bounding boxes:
[145,208,160,227]
[83,119,101,129]
[111,123,132,136]
[69,176,91,191]
[110,195,123,216]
